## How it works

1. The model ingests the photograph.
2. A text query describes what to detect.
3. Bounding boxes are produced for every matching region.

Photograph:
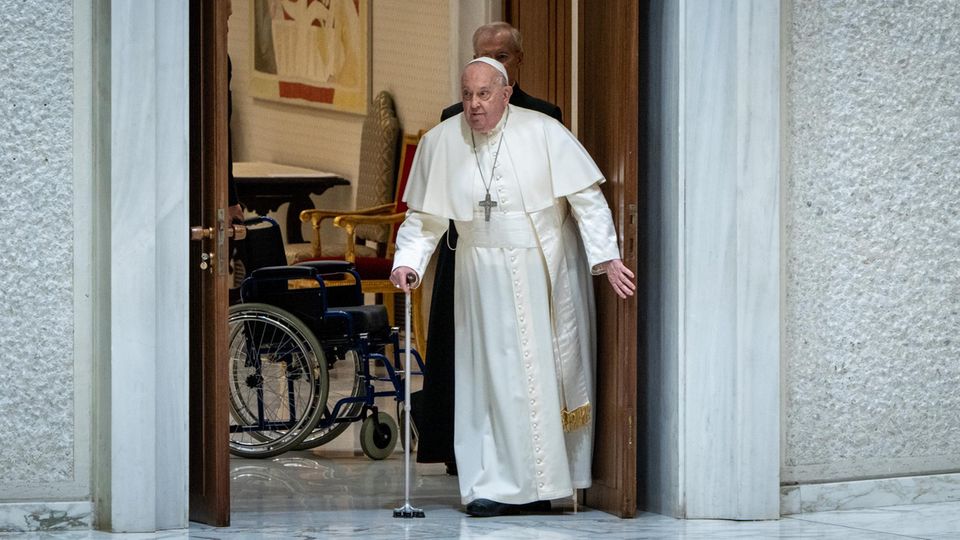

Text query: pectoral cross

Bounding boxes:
[479,192,498,222]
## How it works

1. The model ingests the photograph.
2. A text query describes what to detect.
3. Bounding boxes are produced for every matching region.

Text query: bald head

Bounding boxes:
[472,22,524,85]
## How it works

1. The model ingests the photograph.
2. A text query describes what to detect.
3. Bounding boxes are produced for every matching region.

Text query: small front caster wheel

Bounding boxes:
[360,411,398,460]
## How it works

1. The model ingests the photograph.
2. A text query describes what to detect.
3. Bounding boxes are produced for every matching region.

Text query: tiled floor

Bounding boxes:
[7,452,960,539]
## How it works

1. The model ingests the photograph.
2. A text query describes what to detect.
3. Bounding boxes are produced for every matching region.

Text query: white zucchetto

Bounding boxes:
[466,57,509,85]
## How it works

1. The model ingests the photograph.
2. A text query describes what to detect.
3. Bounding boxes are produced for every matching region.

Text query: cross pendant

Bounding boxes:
[479,192,498,222]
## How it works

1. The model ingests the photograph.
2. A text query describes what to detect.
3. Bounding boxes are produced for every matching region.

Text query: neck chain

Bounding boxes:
[470,109,509,221]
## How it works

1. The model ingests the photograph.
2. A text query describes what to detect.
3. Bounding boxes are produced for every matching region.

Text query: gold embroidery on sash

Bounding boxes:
[561,403,591,433]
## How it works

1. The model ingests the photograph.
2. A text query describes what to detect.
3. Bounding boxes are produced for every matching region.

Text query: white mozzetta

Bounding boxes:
[784,0,960,484]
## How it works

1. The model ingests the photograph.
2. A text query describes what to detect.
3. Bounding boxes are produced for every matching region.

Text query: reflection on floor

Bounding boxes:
[12,453,960,539]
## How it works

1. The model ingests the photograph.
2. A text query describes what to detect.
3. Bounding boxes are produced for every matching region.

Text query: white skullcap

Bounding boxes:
[466,57,509,84]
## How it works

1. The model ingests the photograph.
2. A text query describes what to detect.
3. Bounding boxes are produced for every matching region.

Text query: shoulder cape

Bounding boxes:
[402,105,604,220]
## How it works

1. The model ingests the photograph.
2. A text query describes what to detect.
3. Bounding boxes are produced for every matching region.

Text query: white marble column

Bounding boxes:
[642,0,781,519]
[95,0,190,532]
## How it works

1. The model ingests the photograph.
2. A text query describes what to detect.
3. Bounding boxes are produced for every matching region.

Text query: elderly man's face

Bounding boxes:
[461,64,512,133]
[474,31,522,85]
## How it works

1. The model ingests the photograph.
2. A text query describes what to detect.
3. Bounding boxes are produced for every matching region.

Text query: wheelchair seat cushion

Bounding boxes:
[318,304,390,339]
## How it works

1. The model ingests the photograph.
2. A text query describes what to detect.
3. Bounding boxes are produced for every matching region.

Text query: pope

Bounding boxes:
[390,57,634,517]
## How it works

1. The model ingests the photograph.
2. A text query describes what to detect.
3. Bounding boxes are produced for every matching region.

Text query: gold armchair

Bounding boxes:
[300,133,426,357]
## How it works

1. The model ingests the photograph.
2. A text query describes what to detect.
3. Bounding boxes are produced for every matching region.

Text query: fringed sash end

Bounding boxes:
[561,403,591,432]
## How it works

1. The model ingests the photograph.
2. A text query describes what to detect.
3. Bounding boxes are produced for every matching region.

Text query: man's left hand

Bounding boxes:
[601,259,636,299]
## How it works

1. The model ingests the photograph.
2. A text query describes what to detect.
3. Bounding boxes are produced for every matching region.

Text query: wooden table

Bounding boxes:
[233,161,349,244]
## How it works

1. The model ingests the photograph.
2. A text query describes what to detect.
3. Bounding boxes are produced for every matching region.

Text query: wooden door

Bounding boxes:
[506,0,640,518]
[503,0,572,128]
[188,0,231,526]
[578,0,639,518]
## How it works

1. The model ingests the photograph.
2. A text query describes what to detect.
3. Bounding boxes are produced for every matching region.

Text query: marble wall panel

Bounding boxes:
[641,0,780,519]
[784,0,960,482]
[681,0,780,519]
[0,0,76,487]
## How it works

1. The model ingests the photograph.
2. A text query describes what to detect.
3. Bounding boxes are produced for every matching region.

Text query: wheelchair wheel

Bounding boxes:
[359,411,398,460]
[227,303,328,458]
[296,347,365,450]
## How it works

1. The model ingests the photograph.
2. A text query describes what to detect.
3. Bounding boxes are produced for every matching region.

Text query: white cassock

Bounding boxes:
[393,105,621,505]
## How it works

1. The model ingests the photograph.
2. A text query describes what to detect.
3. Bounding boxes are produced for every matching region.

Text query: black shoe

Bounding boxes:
[445,461,458,476]
[517,500,551,513]
[465,498,551,517]
[466,499,509,517]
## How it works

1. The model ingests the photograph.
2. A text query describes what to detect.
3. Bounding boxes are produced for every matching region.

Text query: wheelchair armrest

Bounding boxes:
[249,265,318,281]
[294,260,355,274]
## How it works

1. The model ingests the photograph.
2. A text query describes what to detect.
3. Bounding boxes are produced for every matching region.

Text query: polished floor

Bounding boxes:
[7,452,960,539]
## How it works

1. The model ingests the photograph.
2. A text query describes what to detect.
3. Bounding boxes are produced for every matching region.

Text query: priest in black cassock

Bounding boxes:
[411,22,564,475]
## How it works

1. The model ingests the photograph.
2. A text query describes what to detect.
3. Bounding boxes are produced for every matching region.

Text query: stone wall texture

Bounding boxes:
[0,0,74,484]
[785,0,960,482]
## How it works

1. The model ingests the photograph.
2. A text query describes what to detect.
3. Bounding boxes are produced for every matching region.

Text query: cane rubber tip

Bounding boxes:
[393,507,425,518]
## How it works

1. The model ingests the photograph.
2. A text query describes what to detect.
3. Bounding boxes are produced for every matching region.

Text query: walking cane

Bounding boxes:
[394,273,425,518]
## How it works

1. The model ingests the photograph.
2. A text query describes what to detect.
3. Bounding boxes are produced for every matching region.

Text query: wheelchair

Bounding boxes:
[227,243,425,460]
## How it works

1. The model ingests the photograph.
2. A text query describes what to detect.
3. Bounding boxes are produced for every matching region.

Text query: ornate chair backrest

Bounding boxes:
[354,91,400,246]
[386,132,422,258]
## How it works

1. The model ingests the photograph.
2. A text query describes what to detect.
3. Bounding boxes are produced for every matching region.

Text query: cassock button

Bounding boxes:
[537,459,542,464]
[536,447,541,453]
[538,471,543,477]
[539,482,544,488]
[530,399,535,405]
[524,351,529,357]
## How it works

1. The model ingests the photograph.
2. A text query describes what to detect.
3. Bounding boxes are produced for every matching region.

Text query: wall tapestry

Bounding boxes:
[251,0,369,114]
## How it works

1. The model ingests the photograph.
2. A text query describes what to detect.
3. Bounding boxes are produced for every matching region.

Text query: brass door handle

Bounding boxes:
[190,223,247,241]
[190,226,214,241]
[189,209,246,275]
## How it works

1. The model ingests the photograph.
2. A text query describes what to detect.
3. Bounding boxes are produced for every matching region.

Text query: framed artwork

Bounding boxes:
[250,0,369,115]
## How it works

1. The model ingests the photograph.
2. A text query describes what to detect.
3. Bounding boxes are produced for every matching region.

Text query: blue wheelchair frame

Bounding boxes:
[229,258,425,458]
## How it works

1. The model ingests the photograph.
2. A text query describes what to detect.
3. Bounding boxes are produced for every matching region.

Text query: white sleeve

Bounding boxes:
[566,183,621,274]
[391,210,449,283]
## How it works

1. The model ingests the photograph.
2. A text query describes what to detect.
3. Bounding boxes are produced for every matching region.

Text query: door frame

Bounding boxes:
[504,0,640,518]
[92,0,192,532]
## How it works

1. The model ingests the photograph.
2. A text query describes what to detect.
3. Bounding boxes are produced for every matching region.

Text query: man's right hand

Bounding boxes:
[390,266,419,293]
